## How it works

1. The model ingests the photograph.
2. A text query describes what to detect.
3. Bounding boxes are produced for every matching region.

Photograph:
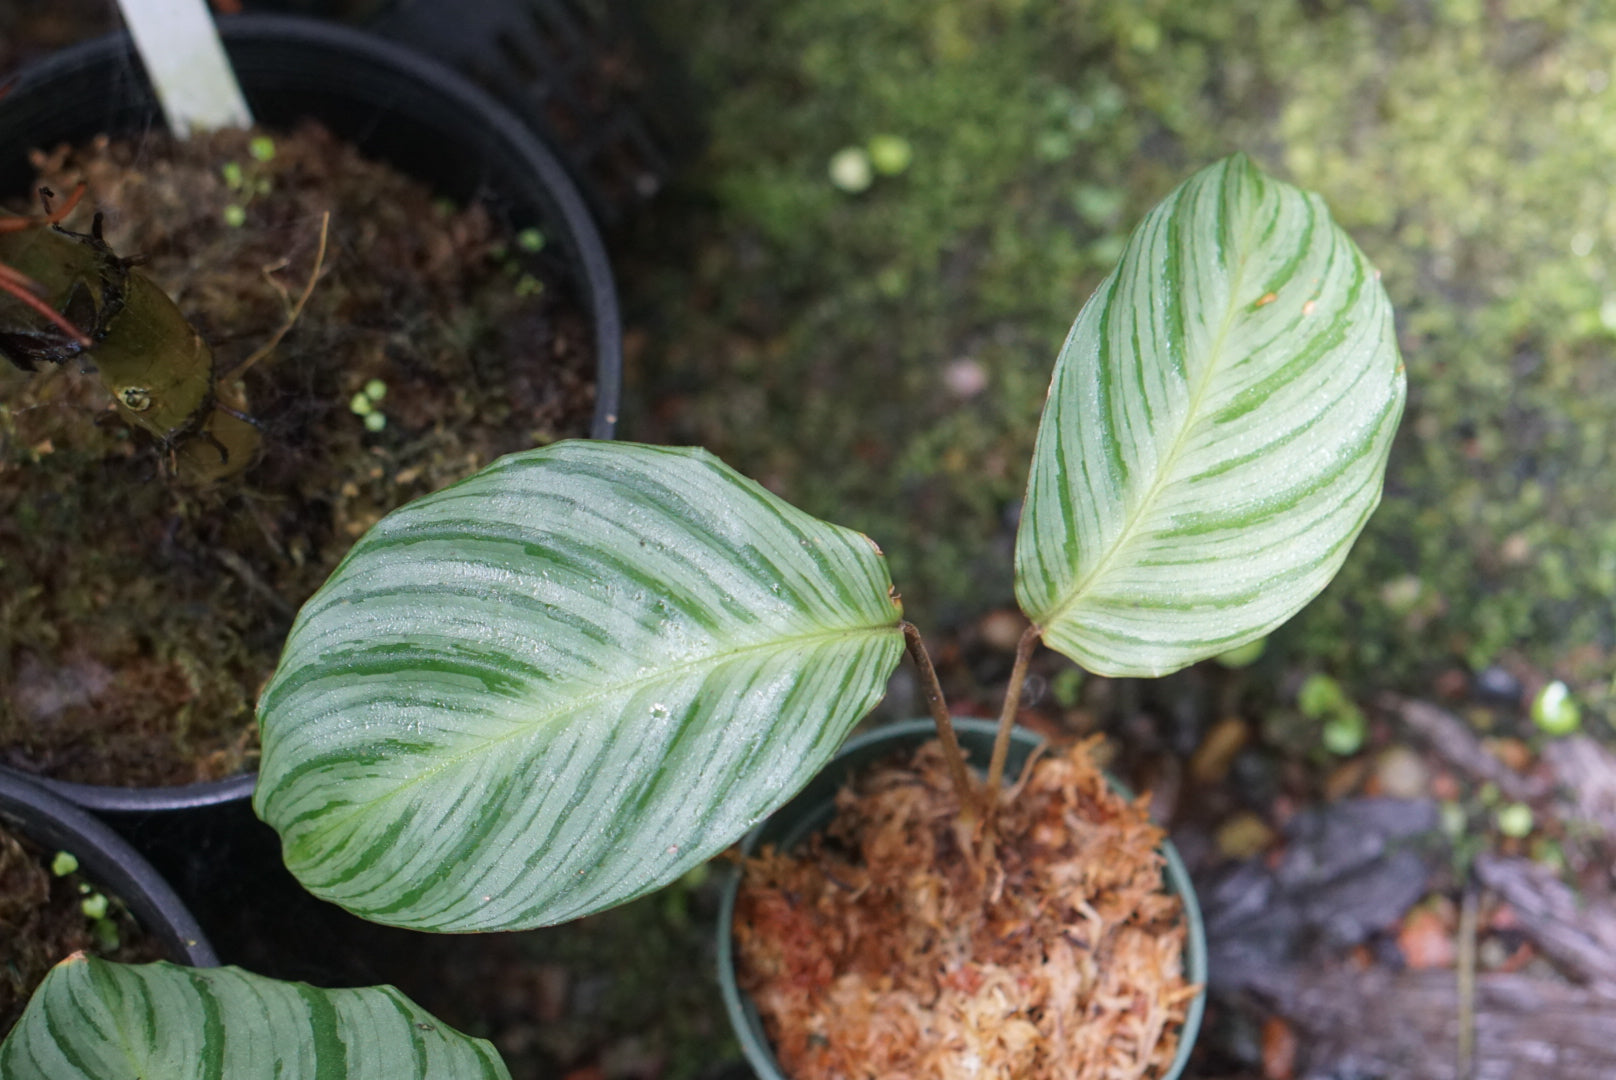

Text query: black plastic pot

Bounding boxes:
[0,770,217,972]
[0,14,622,815]
[367,0,697,226]
[717,717,1208,1080]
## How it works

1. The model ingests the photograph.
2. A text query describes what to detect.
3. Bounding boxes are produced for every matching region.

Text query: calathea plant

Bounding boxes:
[2,154,1405,1075]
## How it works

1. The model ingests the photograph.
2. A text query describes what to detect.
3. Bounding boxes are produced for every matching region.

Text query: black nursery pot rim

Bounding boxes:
[0,770,217,967]
[0,15,623,811]
[717,717,1208,1080]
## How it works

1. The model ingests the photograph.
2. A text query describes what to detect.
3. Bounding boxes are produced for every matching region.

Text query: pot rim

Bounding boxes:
[0,769,218,967]
[717,717,1207,1080]
[0,14,624,809]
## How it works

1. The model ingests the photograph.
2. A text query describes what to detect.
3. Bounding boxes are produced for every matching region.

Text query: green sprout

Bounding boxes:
[80,893,108,920]
[1049,667,1084,708]
[90,918,120,951]
[248,135,277,162]
[1299,672,1368,756]
[50,851,79,877]
[221,161,244,190]
[350,380,389,433]
[1214,636,1266,669]
[1495,802,1534,838]
[867,134,914,176]
[1531,680,1581,735]
[223,204,247,228]
[516,227,546,253]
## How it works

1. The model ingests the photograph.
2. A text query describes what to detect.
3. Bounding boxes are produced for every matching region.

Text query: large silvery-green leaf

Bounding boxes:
[255,440,903,931]
[1016,154,1406,676]
[0,957,509,1079]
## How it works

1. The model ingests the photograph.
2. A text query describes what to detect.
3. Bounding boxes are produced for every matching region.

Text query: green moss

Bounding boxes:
[623,0,1616,714]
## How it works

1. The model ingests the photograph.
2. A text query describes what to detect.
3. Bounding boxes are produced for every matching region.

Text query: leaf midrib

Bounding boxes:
[291,617,902,846]
[1042,205,1257,635]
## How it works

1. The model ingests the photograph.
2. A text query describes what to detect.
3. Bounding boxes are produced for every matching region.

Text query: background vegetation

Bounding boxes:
[623,0,1616,724]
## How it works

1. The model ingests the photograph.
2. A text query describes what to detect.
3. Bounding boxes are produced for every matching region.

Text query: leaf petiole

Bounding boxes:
[901,621,976,821]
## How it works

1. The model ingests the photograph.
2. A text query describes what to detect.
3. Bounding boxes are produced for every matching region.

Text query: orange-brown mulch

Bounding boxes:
[733,736,1199,1080]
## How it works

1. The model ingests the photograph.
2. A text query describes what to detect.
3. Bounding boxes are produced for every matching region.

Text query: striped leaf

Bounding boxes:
[254,441,903,931]
[0,957,509,1079]
[1016,155,1406,676]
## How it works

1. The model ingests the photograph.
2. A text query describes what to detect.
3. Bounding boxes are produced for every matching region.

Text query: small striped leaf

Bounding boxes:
[255,441,903,931]
[1016,155,1406,676]
[0,957,509,1079]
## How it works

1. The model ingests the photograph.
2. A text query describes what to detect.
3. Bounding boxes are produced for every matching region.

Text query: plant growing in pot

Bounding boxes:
[0,14,622,816]
[0,768,216,1035]
[1,155,1403,1076]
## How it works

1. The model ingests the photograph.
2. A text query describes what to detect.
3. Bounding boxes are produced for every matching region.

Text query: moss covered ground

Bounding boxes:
[621,0,1616,726]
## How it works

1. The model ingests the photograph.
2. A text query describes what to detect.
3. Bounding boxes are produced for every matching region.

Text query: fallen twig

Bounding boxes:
[1472,854,1616,999]
[1379,695,1552,803]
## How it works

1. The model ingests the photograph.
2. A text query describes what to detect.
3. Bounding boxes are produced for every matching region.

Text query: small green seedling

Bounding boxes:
[1299,672,1368,756]
[1215,636,1267,670]
[1531,679,1581,735]
[1495,802,1534,838]
[867,134,914,176]
[349,378,389,432]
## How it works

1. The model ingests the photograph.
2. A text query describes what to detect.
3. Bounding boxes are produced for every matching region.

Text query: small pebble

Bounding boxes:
[828,146,873,192]
[977,608,1028,651]
[1474,665,1522,704]
[942,357,988,398]
[1215,811,1276,859]
[1373,745,1430,799]
[1477,937,1511,971]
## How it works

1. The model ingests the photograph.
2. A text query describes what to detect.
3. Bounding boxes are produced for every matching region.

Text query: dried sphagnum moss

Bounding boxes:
[735,737,1198,1080]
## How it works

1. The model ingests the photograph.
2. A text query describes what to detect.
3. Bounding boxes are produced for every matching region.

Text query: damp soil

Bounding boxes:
[733,737,1197,1080]
[0,122,597,786]
[0,821,164,1036]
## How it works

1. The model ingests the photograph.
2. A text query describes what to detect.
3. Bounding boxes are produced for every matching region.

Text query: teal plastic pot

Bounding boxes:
[717,717,1207,1079]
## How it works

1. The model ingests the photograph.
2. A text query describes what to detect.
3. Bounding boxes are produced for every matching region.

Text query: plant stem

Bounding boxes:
[901,621,976,815]
[984,623,1042,806]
